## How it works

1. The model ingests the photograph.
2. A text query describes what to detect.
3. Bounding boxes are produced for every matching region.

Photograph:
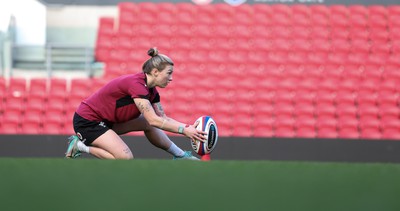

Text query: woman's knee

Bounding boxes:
[92,130,134,160]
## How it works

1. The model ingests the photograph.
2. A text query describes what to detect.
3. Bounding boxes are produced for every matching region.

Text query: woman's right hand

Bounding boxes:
[183,122,208,142]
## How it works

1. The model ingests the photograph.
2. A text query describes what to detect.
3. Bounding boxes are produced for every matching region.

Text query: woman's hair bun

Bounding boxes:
[147,47,159,57]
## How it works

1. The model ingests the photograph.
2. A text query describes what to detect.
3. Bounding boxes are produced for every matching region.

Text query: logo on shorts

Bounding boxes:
[76,132,87,143]
[77,132,83,140]
[99,121,106,128]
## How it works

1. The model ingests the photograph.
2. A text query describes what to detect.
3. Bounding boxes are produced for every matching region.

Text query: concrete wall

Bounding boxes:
[46,6,117,46]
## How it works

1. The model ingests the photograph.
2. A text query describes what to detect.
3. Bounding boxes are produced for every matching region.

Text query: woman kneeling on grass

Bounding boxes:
[65,47,207,160]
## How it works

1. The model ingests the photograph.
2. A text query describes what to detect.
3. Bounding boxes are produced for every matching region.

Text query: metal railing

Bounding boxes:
[0,32,4,76]
[11,43,95,77]
[45,43,94,77]
[0,48,3,76]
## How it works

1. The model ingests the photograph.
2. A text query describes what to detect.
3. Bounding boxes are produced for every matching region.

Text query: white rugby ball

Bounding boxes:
[191,116,218,156]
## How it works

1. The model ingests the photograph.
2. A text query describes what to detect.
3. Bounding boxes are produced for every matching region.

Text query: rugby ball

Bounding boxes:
[191,116,218,156]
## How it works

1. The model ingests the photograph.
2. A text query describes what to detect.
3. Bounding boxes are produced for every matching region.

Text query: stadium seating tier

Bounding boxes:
[1,3,399,140]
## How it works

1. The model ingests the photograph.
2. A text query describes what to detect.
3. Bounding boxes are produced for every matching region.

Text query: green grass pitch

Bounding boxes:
[1,158,400,211]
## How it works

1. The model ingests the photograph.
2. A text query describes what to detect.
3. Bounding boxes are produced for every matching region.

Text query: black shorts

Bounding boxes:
[73,113,113,145]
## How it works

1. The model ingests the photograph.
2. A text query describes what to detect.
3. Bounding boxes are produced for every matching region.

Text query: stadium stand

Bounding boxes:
[0,3,399,140]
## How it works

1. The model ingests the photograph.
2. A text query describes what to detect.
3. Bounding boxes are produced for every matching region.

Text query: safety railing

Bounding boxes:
[11,43,95,77]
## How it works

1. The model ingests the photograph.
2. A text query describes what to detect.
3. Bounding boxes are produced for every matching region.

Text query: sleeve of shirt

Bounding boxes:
[128,81,150,100]
[151,93,160,104]
[151,87,160,103]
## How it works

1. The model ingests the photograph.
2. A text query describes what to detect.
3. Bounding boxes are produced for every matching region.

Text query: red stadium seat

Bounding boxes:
[368,15,388,29]
[351,39,370,53]
[388,12,400,28]
[379,104,399,122]
[310,5,330,26]
[0,122,20,134]
[388,5,400,15]
[310,39,332,55]
[233,5,254,25]
[8,77,27,93]
[370,40,391,54]
[292,6,311,27]
[43,108,68,135]
[315,90,336,106]
[359,117,381,139]
[369,5,388,15]
[274,117,296,138]
[70,78,92,94]
[232,118,253,137]
[42,123,63,135]
[46,93,67,113]
[336,104,358,120]
[349,14,368,30]
[295,115,316,138]
[21,121,42,135]
[330,5,349,16]
[29,78,48,93]
[49,78,68,93]
[96,16,116,61]
[377,89,399,107]
[294,87,316,104]
[91,77,108,91]
[336,90,357,107]
[98,17,115,35]
[362,65,383,81]
[274,102,294,120]
[316,117,338,138]
[7,79,28,111]
[327,52,348,66]
[253,117,274,137]
[315,103,336,120]
[2,109,22,134]
[0,77,6,90]
[356,90,377,106]
[381,120,400,139]
[358,104,380,120]
[212,113,233,137]
[118,2,138,22]
[62,122,75,135]
[346,53,367,67]
[337,117,359,139]
[157,12,177,26]
[330,13,349,29]
[175,9,196,26]
[294,102,314,118]
[349,5,369,16]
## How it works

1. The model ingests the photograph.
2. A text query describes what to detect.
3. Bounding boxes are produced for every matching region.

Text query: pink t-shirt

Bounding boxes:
[76,73,160,123]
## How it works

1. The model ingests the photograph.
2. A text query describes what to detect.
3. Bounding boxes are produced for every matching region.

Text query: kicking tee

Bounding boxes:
[76,72,160,123]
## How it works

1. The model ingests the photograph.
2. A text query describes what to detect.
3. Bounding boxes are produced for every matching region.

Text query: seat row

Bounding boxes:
[117,3,400,25]
[0,74,399,139]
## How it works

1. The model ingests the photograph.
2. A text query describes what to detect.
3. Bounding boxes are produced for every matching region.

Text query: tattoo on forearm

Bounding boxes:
[156,103,165,115]
[138,101,151,113]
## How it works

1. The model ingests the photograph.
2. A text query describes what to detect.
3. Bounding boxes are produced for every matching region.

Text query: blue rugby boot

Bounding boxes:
[65,135,81,158]
[173,151,199,161]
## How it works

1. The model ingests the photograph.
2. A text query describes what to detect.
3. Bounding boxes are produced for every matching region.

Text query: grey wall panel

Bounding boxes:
[1,135,400,163]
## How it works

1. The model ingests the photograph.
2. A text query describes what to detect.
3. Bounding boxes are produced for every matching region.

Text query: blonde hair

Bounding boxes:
[142,47,174,74]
